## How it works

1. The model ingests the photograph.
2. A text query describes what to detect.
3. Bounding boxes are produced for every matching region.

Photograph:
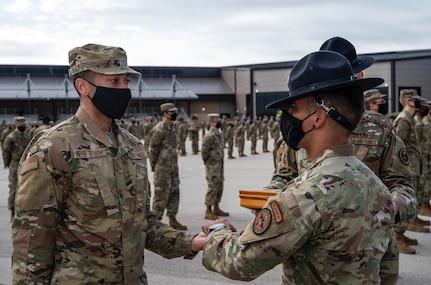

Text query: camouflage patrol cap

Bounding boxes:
[68,43,141,77]
[363,89,386,102]
[400,89,420,99]
[160,103,178,112]
[14,116,26,125]
[208,113,220,122]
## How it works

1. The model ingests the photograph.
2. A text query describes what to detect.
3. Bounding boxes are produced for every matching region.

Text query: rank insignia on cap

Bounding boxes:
[399,148,409,165]
[253,208,272,235]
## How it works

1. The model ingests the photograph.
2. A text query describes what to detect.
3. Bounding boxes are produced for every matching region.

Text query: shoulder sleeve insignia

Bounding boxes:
[253,208,272,235]
[399,148,409,165]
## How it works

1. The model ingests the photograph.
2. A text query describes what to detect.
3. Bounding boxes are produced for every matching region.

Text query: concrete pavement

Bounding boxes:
[0,137,430,284]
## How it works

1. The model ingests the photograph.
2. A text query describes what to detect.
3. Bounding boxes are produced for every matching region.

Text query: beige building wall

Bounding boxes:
[222,68,250,117]
[253,69,290,93]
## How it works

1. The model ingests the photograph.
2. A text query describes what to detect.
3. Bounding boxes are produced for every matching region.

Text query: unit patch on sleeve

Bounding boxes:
[253,208,272,235]
[399,148,409,165]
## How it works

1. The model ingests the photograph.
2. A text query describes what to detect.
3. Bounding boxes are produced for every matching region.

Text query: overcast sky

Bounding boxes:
[1,0,430,67]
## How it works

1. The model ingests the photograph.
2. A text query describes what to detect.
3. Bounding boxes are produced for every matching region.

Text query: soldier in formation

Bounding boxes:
[149,103,187,230]
[201,113,230,220]
[2,116,31,220]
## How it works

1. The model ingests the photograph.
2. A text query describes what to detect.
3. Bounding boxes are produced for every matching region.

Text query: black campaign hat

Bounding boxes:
[319,36,374,73]
[266,50,383,110]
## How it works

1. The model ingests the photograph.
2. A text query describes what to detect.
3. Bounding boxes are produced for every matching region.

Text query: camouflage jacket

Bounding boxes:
[177,122,188,140]
[2,130,31,167]
[266,111,417,224]
[148,120,178,171]
[349,111,416,224]
[235,124,246,142]
[12,107,197,284]
[203,144,394,284]
[201,127,224,165]
[393,110,421,175]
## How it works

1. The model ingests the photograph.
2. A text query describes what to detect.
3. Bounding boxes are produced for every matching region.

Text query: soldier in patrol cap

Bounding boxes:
[12,44,207,284]
[393,89,427,252]
[364,88,388,114]
[201,50,394,284]
[201,113,229,220]
[149,102,188,230]
[2,116,31,221]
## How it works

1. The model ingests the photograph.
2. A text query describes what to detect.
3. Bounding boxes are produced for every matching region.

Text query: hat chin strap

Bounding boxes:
[314,95,355,131]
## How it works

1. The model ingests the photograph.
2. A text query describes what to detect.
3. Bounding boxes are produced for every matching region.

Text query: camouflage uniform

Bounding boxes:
[2,117,31,212]
[177,118,188,156]
[266,110,417,283]
[202,114,228,219]
[225,122,235,159]
[248,120,258,155]
[393,91,426,237]
[270,119,280,148]
[0,124,13,148]
[149,117,181,221]
[235,122,246,157]
[188,116,199,154]
[127,118,141,139]
[203,144,394,284]
[260,118,269,153]
[12,107,198,284]
[422,113,431,209]
[142,117,155,153]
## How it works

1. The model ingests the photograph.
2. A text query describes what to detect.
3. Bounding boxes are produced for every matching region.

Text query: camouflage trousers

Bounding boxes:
[7,162,18,210]
[250,137,257,153]
[227,138,234,157]
[178,138,186,155]
[379,230,399,285]
[237,138,245,155]
[420,172,431,202]
[262,137,268,152]
[191,134,199,154]
[152,166,180,219]
[204,164,224,206]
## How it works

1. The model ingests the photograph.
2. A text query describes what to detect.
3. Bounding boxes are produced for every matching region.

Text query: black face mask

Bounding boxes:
[169,112,178,121]
[412,100,421,109]
[280,111,316,151]
[87,82,132,119]
[377,103,388,115]
[215,121,222,128]
[17,126,26,132]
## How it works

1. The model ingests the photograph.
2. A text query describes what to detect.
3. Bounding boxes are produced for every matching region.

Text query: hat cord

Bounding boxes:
[314,95,355,131]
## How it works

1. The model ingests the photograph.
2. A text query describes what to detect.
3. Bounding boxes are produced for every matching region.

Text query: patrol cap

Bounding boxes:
[14,116,26,125]
[160,103,178,112]
[364,89,386,102]
[208,113,220,122]
[400,89,420,99]
[68,43,141,77]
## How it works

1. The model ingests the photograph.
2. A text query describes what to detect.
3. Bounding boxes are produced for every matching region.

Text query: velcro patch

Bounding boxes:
[270,200,283,224]
[283,191,298,209]
[74,148,107,158]
[399,148,409,165]
[253,208,271,235]
[19,155,38,175]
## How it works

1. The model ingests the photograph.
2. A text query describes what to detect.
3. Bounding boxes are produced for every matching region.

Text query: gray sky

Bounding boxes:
[1,0,430,67]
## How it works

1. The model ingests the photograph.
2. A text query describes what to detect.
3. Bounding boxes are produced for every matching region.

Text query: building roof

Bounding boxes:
[0,75,234,101]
